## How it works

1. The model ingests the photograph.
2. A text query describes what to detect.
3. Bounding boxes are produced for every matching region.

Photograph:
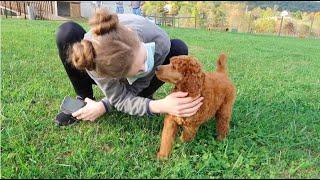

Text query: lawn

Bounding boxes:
[1,18,319,178]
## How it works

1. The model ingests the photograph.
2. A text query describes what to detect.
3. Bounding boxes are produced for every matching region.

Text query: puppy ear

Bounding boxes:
[180,71,204,97]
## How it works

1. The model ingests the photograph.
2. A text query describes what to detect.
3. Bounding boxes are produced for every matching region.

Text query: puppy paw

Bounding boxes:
[216,134,226,141]
[156,152,169,160]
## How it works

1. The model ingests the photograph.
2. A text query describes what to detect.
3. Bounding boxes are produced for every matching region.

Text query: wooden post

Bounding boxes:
[24,2,26,19]
[309,13,315,37]
[50,1,53,14]
[39,1,43,20]
[47,1,50,19]
[17,2,20,16]
[36,2,38,19]
[9,1,12,17]
[5,1,7,18]
[247,13,251,33]
[44,2,47,19]
[278,16,284,36]
[17,1,21,16]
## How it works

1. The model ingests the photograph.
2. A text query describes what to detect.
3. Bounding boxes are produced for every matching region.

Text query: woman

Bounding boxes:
[55,9,203,126]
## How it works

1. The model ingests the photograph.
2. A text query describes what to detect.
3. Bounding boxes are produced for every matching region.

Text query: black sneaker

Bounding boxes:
[76,95,96,101]
[54,111,79,126]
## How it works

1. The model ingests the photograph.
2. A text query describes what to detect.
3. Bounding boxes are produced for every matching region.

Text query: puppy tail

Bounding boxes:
[216,53,228,74]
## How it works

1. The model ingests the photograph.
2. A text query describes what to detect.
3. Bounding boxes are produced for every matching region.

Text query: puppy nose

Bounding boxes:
[155,66,160,71]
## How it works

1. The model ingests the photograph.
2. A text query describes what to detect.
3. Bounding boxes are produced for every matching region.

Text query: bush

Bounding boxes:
[254,18,276,33]
[298,23,310,36]
[283,21,296,36]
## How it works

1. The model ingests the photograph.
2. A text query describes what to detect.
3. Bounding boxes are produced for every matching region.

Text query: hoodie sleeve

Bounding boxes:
[86,71,154,116]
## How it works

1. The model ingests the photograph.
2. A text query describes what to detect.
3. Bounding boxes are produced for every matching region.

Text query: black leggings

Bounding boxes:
[56,21,188,99]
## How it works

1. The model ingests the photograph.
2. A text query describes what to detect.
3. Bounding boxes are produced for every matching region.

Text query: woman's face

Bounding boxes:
[126,42,147,78]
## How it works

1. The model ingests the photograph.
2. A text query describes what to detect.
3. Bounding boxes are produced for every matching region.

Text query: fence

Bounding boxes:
[0,1,54,20]
[146,14,318,38]
[146,15,197,29]
[145,15,230,32]
[1,2,318,38]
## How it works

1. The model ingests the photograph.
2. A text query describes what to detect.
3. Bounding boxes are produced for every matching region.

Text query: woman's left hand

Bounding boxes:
[72,98,106,122]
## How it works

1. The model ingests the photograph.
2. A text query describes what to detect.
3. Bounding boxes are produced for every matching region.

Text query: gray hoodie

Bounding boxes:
[86,14,171,116]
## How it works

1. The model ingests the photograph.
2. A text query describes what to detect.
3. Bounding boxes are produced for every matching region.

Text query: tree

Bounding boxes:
[142,1,166,16]
[261,7,276,18]
[167,1,181,16]
[251,7,262,20]
[220,2,246,31]
[292,10,303,20]
[313,12,320,36]
[254,18,276,33]
[298,24,310,36]
[177,1,195,28]
[283,21,296,36]
[203,2,226,30]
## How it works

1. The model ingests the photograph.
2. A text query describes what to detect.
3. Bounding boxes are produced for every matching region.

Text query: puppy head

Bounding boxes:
[155,55,204,96]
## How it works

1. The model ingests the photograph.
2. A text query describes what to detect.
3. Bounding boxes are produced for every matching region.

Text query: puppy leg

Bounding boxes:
[215,98,234,141]
[157,115,179,159]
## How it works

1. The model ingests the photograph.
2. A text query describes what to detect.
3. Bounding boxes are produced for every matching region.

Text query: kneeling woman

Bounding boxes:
[55,9,203,125]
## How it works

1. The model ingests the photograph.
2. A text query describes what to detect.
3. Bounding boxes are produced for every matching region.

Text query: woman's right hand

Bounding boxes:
[150,92,204,117]
[72,98,106,122]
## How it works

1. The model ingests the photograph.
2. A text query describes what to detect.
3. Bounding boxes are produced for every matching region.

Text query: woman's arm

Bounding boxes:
[149,92,204,117]
[86,70,155,116]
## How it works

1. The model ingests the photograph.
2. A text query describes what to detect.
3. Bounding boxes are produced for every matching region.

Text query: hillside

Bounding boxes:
[243,1,320,12]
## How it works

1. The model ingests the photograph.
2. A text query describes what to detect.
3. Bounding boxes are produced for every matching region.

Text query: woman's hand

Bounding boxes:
[72,98,106,122]
[149,92,204,117]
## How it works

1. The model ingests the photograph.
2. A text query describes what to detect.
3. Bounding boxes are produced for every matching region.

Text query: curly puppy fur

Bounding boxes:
[155,53,236,159]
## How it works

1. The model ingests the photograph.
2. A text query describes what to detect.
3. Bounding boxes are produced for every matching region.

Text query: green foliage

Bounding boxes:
[260,7,276,18]
[292,11,303,20]
[142,1,166,16]
[298,24,310,36]
[203,2,226,29]
[1,19,320,178]
[283,21,296,35]
[254,18,277,33]
[167,1,181,16]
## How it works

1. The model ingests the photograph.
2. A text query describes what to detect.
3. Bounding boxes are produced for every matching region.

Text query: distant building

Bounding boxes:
[0,1,140,20]
[54,1,81,18]
[53,1,133,19]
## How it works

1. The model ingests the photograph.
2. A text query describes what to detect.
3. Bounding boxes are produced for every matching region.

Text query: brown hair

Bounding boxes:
[68,8,141,78]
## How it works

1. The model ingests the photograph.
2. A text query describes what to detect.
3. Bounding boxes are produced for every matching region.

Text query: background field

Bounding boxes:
[1,19,319,178]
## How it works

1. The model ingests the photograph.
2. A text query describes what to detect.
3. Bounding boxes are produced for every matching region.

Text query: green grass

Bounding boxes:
[1,18,320,178]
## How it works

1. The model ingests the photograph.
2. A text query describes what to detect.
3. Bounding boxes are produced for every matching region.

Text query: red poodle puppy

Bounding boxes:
[155,53,236,159]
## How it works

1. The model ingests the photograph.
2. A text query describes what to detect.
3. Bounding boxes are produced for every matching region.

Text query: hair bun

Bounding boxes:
[71,40,96,71]
[89,8,119,36]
